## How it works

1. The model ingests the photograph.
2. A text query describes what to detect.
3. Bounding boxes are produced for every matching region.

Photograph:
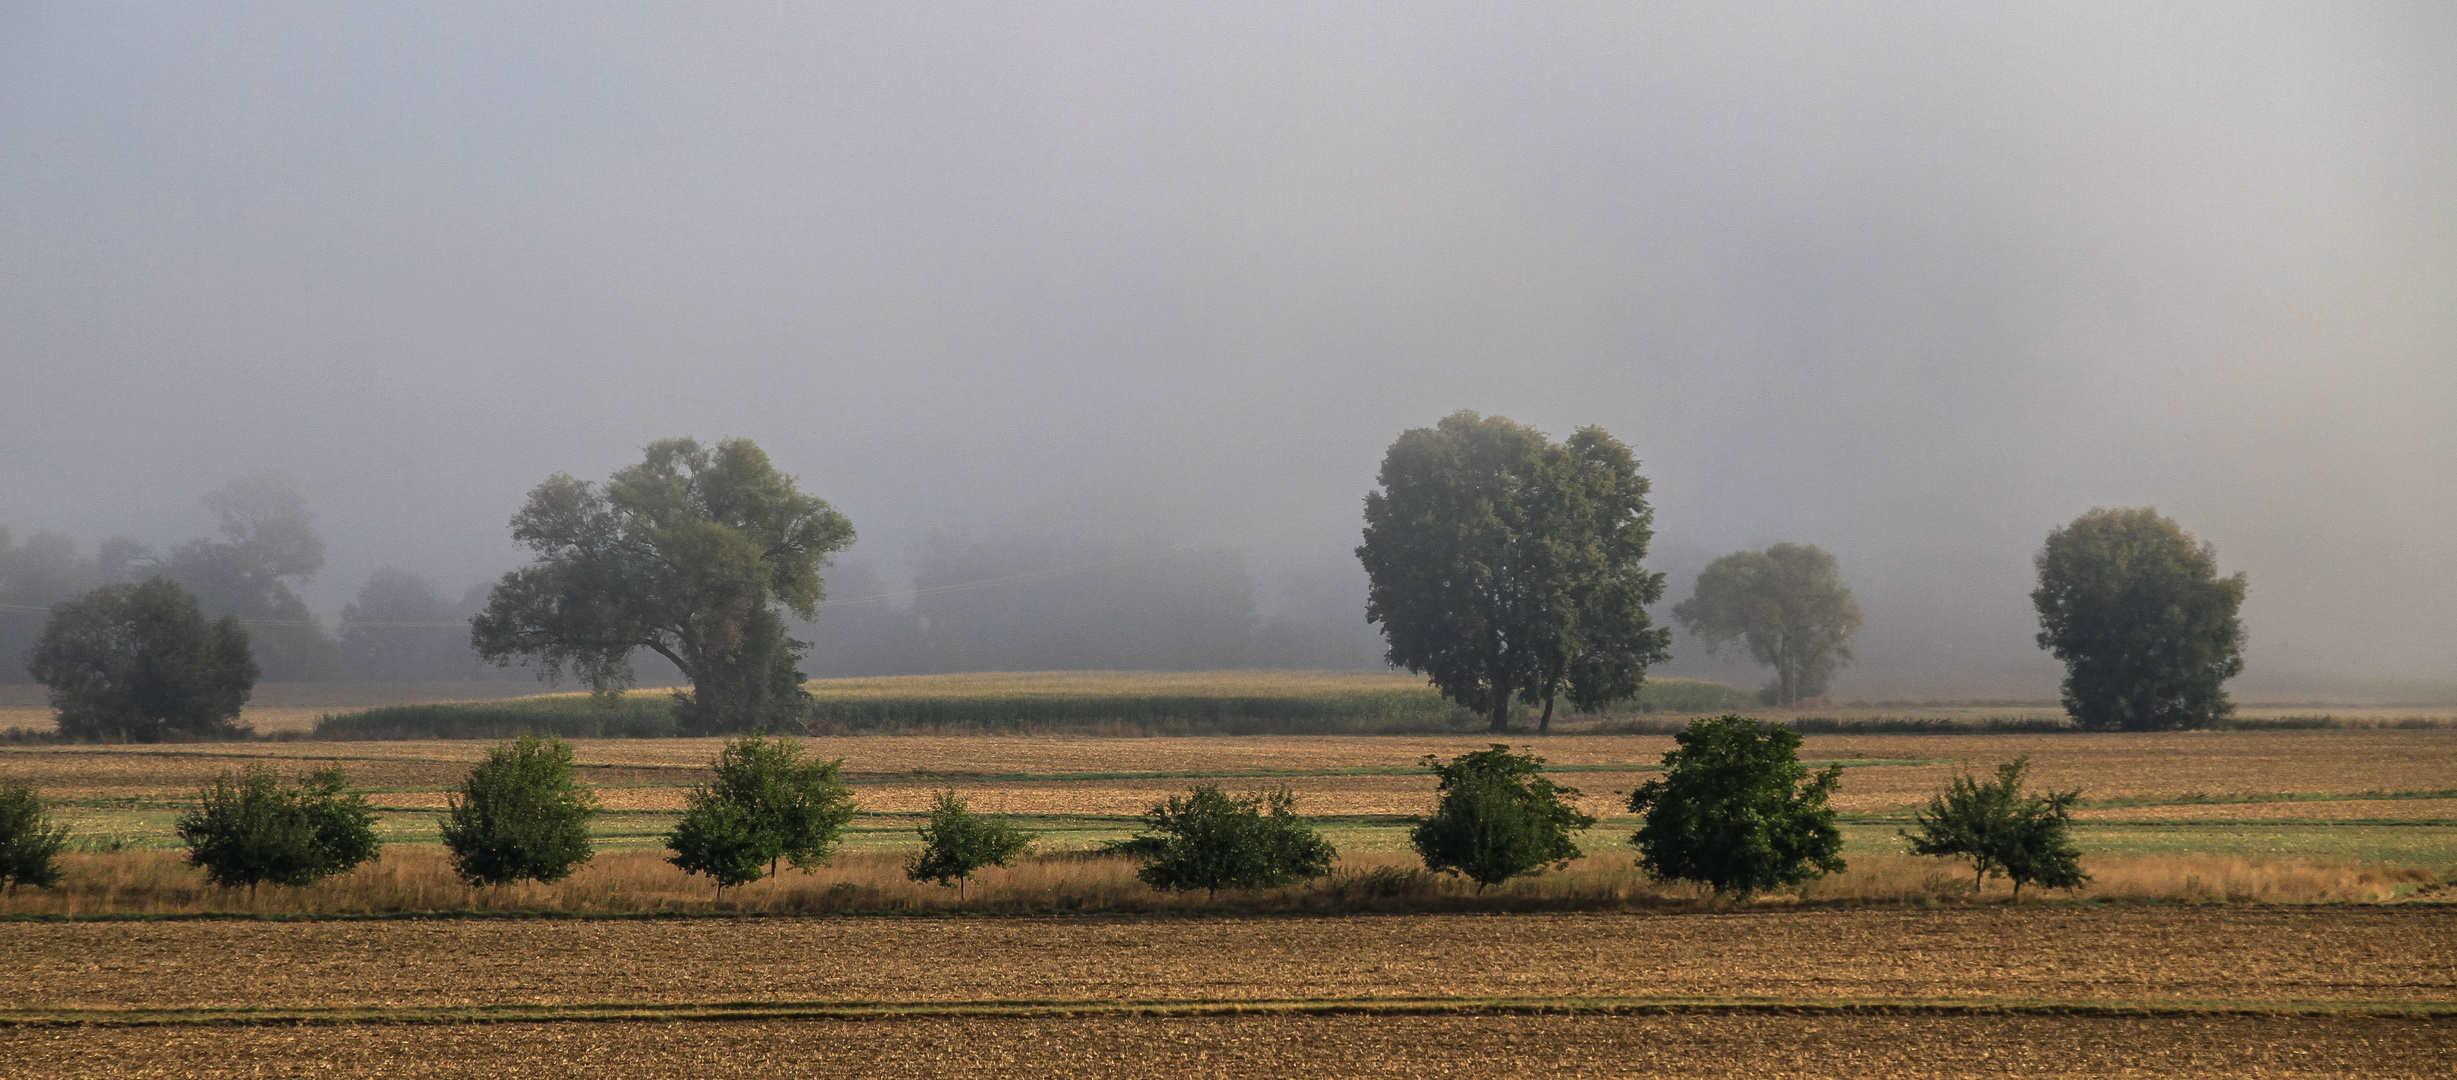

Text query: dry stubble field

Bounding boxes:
[4,725,2455,1076]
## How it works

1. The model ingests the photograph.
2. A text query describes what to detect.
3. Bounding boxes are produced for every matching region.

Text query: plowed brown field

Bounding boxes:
[6,908,2449,1011]
[6,1013,2451,1079]
[2,908,2450,1079]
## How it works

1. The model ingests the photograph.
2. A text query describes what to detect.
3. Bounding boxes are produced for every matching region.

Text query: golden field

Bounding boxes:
[3,711,2453,1077]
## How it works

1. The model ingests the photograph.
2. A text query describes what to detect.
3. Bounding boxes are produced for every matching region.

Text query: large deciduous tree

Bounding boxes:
[28,578,258,742]
[472,438,855,734]
[2032,507,2246,731]
[1672,543,1865,706]
[1357,411,1671,734]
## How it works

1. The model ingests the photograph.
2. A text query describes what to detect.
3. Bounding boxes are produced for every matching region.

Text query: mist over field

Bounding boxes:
[3,3,2452,699]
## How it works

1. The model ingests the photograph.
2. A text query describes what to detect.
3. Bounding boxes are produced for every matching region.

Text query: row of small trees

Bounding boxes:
[0,717,2087,902]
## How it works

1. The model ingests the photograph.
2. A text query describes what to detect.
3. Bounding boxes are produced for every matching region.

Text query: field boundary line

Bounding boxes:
[5,994,2451,1028]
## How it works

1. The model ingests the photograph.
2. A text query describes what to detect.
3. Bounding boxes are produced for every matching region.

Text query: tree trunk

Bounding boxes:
[1487,696,1510,734]
[1538,690,1556,735]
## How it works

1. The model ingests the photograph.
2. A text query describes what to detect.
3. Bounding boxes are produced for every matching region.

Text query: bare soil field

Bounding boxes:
[6,908,2449,1011]
[1,908,2449,1078]
[6,1013,2451,1079]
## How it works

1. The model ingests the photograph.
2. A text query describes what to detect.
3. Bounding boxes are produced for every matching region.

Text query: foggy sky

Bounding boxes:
[4,2,2452,698]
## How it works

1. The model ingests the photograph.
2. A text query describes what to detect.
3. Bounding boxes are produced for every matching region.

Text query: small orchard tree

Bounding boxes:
[1132,785,1336,896]
[1411,744,1595,889]
[905,790,1035,899]
[28,577,259,742]
[175,765,381,898]
[2033,507,2246,730]
[665,801,770,899]
[665,733,856,896]
[440,735,601,887]
[1903,757,2089,899]
[1628,715,1844,898]
[0,781,71,893]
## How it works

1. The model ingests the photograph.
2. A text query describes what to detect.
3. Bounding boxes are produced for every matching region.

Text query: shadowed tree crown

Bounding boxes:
[1358,411,1671,734]
[28,577,258,742]
[472,438,854,734]
[1673,543,1864,706]
[2032,507,2245,731]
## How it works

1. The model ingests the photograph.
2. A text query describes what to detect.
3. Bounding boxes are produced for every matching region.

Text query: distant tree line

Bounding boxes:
[14,426,2251,738]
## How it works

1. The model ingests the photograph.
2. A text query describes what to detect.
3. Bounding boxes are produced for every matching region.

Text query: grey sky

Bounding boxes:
[4,2,2452,697]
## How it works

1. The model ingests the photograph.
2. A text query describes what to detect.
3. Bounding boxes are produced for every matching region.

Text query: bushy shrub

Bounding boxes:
[440,735,600,887]
[665,733,857,895]
[1131,784,1335,895]
[1411,744,1594,889]
[0,781,71,892]
[1902,756,2089,899]
[905,790,1035,898]
[175,765,381,896]
[1628,715,1844,898]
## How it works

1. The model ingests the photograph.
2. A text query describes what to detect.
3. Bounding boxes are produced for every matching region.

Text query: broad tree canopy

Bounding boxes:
[2032,507,2245,730]
[1672,543,1864,706]
[1358,411,1670,733]
[28,577,257,742]
[472,438,854,734]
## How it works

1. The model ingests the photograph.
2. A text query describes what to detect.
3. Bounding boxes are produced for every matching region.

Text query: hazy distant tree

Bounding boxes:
[1358,411,1671,734]
[1673,543,1865,706]
[905,790,1035,899]
[161,473,341,681]
[28,578,258,742]
[1131,784,1336,896]
[440,735,600,887]
[472,438,855,734]
[665,733,857,894]
[176,765,381,897]
[1411,744,1595,889]
[2,529,149,685]
[1901,756,2089,899]
[0,782,71,893]
[2032,507,2246,731]
[1629,716,1845,898]
[341,569,492,682]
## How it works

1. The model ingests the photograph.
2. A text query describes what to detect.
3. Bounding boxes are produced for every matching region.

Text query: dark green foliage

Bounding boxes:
[1903,756,2090,899]
[0,781,71,891]
[1628,715,1845,897]
[175,765,381,893]
[1359,411,1671,734]
[28,577,259,742]
[905,790,1035,898]
[440,735,601,886]
[2033,507,2247,731]
[663,800,769,895]
[1411,744,1595,888]
[1130,784,1336,894]
[665,733,857,892]
[473,437,855,735]
[1673,543,1865,706]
